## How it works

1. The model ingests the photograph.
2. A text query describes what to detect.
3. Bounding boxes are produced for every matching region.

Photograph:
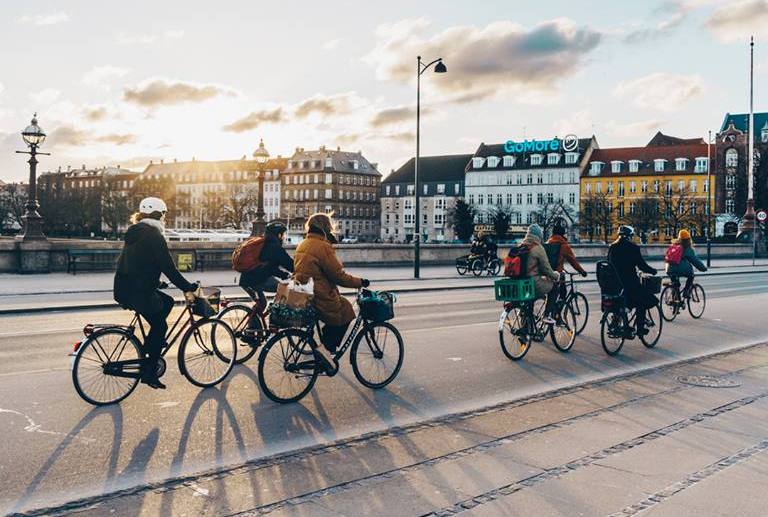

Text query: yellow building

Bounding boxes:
[579,134,714,243]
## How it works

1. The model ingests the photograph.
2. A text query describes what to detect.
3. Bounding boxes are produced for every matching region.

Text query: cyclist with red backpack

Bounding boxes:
[506,224,560,323]
[235,221,294,314]
[665,229,707,298]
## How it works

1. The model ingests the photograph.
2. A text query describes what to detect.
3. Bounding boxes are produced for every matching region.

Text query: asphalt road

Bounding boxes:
[1,272,767,515]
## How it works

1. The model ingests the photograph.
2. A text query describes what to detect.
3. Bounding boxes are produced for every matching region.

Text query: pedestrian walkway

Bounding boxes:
[46,342,768,516]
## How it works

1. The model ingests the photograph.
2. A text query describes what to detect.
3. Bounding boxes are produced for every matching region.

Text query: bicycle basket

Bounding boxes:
[494,278,535,302]
[358,291,396,322]
[192,287,220,317]
[641,275,661,294]
[269,302,317,329]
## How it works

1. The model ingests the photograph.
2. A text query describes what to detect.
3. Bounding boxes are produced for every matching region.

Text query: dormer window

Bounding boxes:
[611,161,623,173]
[325,157,333,168]
[694,157,708,173]
[487,156,500,168]
[654,159,667,172]
[547,153,560,165]
[530,154,543,166]
[472,157,485,169]
[762,122,768,143]
[502,155,515,167]
[628,160,641,173]
[675,158,688,171]
[564,152,578,165]
[589,162,604,175]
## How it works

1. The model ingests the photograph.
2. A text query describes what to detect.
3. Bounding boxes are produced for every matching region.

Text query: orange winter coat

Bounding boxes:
[546,234,587,275]
[294,232,363,326]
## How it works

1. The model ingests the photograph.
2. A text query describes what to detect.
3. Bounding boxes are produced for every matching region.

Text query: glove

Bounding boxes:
[184,290,196,303]
[361,278,370,288]
[580,271,588,278]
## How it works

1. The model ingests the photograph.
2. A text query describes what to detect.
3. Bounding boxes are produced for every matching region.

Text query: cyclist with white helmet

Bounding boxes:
[113,197,198,389]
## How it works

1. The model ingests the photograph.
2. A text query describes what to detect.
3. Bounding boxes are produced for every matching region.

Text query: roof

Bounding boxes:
[646,131,705,146]
[468,138,594,171]
[286,147,381,176]
[720,112,768,133]
[144,157,287,177]
[586,143,708,178]
[383,154,473,184]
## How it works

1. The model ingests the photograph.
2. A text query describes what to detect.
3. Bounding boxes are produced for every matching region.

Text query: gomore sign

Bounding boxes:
[503,134,579,154]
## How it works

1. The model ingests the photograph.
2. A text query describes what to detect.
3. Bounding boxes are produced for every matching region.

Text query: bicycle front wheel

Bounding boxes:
[456,262,468,276]
[179,319,236,387]
[640,305,663,348]
[218,304,261,364]
[72,329,142,406]
[570,292,589,335]
[487,258,501,276]
[258,329,318,403]
[470,258,485,276]
[551,305,577,352]
[687,284,706,319]
[351,322,404,389]
[499,306,530,360]
[601,311,626,356]
[660,286,678,322]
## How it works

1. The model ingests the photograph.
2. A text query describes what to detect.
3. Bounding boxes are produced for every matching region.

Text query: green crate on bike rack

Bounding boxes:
[494,278,535,302]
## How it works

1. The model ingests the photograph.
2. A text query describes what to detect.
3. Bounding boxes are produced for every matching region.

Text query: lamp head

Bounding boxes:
[21,113,46,147]
[434,60,447,73]
[253,138,270,165]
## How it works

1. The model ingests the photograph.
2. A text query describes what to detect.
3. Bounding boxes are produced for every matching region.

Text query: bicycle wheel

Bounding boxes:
[687,284,706,319]
[487,258,501,276]
[351,322,404,389]
[72,329,142,406]
[600,311,626,356]
[498,306,531,360]
[258,329,318,403]
[660,286,678,322]
[570,292,589,335]
[178,319,236,387]
[218,304,261,364]
[456,262,468,276]
[640,305,663,348]
[470,258,485,276]
[551,304,577,352]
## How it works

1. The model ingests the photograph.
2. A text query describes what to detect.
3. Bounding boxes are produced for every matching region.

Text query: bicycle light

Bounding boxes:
[83,324,94,337]
[220,299,229,308]
[73,341,82,352]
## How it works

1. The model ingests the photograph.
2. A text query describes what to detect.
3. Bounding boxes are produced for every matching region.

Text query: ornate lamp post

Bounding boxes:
[414,55,446,279]
[15,114,50,241]
[251,138,270,236]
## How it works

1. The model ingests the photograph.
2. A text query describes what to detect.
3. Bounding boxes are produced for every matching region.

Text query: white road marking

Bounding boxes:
[0,408,96,443]
[447,357,463,362]
[154,401,180,408]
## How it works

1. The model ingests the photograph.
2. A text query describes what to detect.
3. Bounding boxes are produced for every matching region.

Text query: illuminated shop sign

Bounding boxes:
[503,134,579,154]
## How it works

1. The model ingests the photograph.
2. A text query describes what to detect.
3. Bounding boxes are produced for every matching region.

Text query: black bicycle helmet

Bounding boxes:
[265,220,287,235]
[617,225,634,238]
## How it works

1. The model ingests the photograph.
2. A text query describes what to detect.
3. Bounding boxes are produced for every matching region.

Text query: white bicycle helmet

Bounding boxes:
[139,197,167,214]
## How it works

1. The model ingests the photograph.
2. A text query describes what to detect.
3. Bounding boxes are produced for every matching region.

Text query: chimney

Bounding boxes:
[57,166,61,172]
[192,156,196,162]
[295,147,300,153]
[67,165,71,172]
[160,159,164,164]
[174,158,177,163]
[320,145,326,151]
[82,164,86,170]
[149,160,153,165]
[337,146,341,152]
[117,164,121,170]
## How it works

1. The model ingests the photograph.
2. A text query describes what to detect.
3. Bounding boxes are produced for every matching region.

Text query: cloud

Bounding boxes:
[29,88,61,105]
[123,79,233,107]
[623,1,692,44]
[222,108,286,133]
[82,106,108,122]
[323,39,340,50]
[95,133,137,146]
[553,109,595,137]
[364,17,602,103]
[116,29,185,45]
[614,73,704,111]
[706,0,768,42]
[82,65,130,89]
[16,12,69,26]
[0,83,4,96]
[46,125,90,147]
[295,93,354,118]
[606,119,666,139]
[370,105,430,127]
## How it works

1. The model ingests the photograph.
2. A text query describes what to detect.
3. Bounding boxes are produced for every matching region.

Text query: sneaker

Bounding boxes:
[140,374,167,390]
[314,346,338,376]
[542,315,556,325]
[637,328,649,337]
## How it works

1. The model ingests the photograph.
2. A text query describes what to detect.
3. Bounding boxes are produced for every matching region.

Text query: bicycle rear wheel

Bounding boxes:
[551,305,577,352]
[600,311,626,356]
[218,304,261,364]
[179,319,236,387]
[351,322,404,389]
[470,258,485,276]
[487,258,501,276]
[72,329,142,406]
[660,286,678,322]
[687,284,706,319]
[570,292,589,335]
[258,329,318,403]
[456,262,468,276]
[640,305,663,348]
[498,306,530,360]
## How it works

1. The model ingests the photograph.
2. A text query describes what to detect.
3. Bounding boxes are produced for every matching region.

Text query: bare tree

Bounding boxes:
[488,206,516,241]
[0,184,27,232]
[222,181,259,229]
[531,198,575,239]
[578,191,614,243]
[658,185,695,240]
[101,178,131,238]
[622,191,660,241]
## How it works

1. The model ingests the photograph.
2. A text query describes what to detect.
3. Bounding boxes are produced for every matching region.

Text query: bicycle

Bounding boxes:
[217,288,276,364]
[456,254,501,277]
[70,285,236,406]
[257,289,405,404]
[497,278,577,361]
[599,274,663,356]
[558,271,590,335]
[660,276,706,321]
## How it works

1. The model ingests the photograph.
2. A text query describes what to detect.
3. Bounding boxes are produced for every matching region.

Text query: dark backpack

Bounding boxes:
[596,260,623,296]
[543,242,561,270]
[504,243,531,278]
[232,237,265,273]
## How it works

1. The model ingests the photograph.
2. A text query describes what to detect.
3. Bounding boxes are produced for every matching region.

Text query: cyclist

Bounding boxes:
[607,225,658,336]
[545,224,588,320]
[665,229,707,299]
[293,212,370,373]
[470,233,485,257]
[113,197,198,389]
[483,234,499,261]
[238,221,294,318]
[518,223,560,324]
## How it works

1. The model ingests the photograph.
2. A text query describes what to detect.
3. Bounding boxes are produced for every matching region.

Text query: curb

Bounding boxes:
[2,268,767,316]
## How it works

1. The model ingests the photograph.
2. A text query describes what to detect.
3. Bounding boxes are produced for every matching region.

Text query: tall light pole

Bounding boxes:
[707,129,712,267]
[15,114,50,241]
[251,138,270,236]
[414,55,446,279]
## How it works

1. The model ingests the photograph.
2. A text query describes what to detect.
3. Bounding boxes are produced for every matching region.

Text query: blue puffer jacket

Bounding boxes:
[666,245,707,277]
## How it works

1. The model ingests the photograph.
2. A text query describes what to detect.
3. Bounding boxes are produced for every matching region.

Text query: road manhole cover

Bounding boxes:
[677,375,742,388]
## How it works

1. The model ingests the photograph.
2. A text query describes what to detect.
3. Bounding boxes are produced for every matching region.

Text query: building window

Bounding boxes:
[596,182,602,193]
[503,155,515,167]
[497,193,503,205]
[527,193,533,204]
[726,199,735,214]
[454,183,460,194]
[546,192,554,203]
[407,185,414,195]
[547,153,560,165]
[611,161,622,173]
[530,154,543,166]
[689,180,697,192]
[607,182,614,194]
[725,149,738,167]
[654,159,666,172]
[677,180,685,192]
[629,181,636,193]
[653,180,660,193]
[665,180,673,195]
[437,184,445,194]
[618,203,625,218]
[537,173,543,184]
[703,179,709,193]
[569,192,576,204]
[527,172,533,184]
[628,160,640,173]
[675,158,688,171]
[423,184,428,195]
[618,181,625,197]
[694,157,708,173]
[487,156,500,168]
[468,194,474,204]
[629,202,636,214]
[472,157,485,169]
[537,193,544,205]
[726,175,736,190]
[506,193,513,205]
[590,162,603,175]
[585,183,591,194]
[325,189,333,199]
[478,194,484,205]
[565,152,578,165]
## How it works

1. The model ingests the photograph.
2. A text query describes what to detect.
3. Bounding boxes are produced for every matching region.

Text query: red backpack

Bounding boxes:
[504,243,532,278]
[232,237,265,273]
[664,244,683,265]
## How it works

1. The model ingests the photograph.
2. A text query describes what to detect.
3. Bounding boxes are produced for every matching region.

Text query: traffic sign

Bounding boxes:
[757,209,767,223]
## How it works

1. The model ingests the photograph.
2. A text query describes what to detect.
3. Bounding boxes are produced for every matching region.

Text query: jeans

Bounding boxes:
[243,276,280,329]
[545,281,566,317]
[136,291,174,374]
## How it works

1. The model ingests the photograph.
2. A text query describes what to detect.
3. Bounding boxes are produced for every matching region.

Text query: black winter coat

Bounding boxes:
[238,233,294,289]
[113,221,195,312]
[607,238,658,309]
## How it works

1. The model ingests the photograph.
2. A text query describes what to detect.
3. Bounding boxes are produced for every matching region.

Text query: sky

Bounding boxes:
[1,0,768,182]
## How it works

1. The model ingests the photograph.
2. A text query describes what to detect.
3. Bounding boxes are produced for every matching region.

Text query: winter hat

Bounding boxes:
[526,223,544,241]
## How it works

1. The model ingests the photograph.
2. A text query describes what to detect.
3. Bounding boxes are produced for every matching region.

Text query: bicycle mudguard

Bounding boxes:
[498,308,510,331]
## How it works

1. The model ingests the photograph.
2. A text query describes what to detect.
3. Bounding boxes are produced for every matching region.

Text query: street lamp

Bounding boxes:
[414,55,446,279]
[15,113,50,240]
[706,130,712,267]
[251,138,270,236]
